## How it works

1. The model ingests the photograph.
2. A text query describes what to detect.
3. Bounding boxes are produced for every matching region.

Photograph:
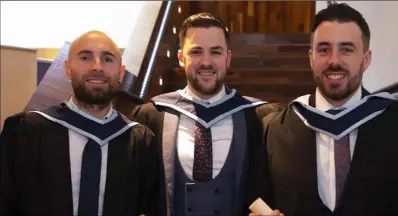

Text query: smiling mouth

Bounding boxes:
[86,79,107,84]
[324,73,346,80]
[197,71,216,76]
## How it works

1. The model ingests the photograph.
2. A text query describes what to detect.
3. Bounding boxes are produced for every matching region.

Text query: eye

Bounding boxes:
[190,50,201,55]
[80,55,91,61]
[318,48,329,53]
[341,48,353,54]
[103,57,113,63]
[211,51,222,55]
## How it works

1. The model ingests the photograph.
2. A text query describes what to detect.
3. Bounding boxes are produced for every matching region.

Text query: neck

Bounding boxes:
[72,96,112,119]
[187,84,223,100]
[323,86,361,108]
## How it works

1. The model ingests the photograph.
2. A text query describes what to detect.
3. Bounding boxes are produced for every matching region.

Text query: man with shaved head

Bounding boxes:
[0,30,165,216]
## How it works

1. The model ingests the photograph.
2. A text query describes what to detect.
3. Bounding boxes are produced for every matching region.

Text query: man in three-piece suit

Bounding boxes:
[132,13,283,216]
[257,3,398,216]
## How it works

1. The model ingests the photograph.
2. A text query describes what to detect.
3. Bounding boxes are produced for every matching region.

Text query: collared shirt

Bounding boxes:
[315,87,362,211]
[66,98,117,216]
[177,86,234,179]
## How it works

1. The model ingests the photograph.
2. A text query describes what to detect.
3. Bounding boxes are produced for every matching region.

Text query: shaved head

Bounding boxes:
[65,30,125,110]
[68,30,121,61]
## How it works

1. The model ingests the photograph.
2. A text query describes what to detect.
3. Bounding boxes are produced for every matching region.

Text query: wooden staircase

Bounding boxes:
[159,33,315,106]
[25,1,317,116]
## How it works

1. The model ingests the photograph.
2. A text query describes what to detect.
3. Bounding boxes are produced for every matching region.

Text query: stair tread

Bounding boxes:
[172,67,311,73]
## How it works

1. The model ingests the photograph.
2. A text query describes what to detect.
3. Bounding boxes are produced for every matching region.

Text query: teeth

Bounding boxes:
[88,80,105,83]
[326,74,344,80]
[199,71,215,75]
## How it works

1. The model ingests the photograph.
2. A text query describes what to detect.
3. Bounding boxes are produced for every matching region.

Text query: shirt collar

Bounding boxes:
[315,86,362,112]
[66,98,117,123]
[184,85,226,104]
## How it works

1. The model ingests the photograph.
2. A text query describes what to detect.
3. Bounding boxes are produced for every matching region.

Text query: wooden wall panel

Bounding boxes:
[0,46,37,130]
[189,1,315,34]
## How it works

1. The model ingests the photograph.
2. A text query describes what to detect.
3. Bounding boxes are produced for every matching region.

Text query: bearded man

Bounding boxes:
[0,30,165,216]
[131,13,283,216]
[258,3,398,216]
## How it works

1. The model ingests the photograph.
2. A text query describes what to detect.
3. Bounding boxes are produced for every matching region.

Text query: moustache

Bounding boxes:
[83,73,109,81]
[322,65,349,74]
[198,65,215,70]
[196,65,216,74]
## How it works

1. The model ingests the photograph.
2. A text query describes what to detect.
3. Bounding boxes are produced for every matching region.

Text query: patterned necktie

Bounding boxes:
[192,120,213,182]
[78,139,102,216]
[327,108,351,204]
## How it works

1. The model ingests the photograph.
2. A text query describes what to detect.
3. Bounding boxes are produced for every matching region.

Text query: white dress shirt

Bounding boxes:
[315,87,362,211]
[66,98,117,216]
[177,86,234,179]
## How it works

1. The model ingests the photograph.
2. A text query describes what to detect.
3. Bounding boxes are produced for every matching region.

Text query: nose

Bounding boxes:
[328,49,340,66]
[200,52,212,66]
[92,57,103,72]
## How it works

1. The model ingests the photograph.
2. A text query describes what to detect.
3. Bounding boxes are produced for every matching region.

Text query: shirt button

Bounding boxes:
[187,207,192,212]
[214,188,220,194]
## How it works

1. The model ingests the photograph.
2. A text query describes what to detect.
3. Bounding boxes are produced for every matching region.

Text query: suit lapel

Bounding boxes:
[162,110,179,216]
[40,122,73,215]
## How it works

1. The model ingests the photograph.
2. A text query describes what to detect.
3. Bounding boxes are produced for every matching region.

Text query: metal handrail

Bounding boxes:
[373,81,398,94]
[139,1,173,99]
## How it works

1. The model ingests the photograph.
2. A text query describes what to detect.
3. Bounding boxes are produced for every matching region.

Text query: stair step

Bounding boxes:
[166,68,314,86]
[171,67,312,74]
[158,43,310,57]
[156,55,311,70]
[229,55,310,69]
[162,33,311,45]
[229,33,311,44]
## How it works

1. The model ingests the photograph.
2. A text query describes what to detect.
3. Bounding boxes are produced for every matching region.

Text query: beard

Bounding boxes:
[186,63,225,96]
[315,64,363,101]
[71,72,119,107]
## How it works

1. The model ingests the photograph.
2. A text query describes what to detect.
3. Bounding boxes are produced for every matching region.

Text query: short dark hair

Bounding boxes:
[311,3,371,51]
[178,12,230,49]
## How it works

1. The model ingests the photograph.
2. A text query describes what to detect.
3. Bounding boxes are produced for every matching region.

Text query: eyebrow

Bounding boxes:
[210,46,224,51]
[340,42,356,48]
[190,46,225,51]
[316,41,356,48]
[77,49,116,57]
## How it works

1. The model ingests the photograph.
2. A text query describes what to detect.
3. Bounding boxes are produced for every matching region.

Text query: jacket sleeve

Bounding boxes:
[135,125,168,216]
[0,114,27,216]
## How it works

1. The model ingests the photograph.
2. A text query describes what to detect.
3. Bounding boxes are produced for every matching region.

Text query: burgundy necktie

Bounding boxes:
[192,121,213,182]
[327,108,351,204]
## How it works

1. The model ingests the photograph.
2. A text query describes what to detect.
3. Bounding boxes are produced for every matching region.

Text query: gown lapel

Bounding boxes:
[38,123,74,216]
[291,94,328,213]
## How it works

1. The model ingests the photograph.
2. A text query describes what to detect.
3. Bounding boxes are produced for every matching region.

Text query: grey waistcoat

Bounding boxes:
[152,88,264,216]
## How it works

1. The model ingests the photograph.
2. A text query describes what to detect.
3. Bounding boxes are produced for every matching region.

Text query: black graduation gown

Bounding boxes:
[263,90,398,216]
[0,107,166,216]
[131,89,282,215]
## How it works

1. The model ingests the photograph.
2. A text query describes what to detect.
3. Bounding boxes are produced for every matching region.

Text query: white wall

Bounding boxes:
[316,1,398,92]
[0,1,145,48]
